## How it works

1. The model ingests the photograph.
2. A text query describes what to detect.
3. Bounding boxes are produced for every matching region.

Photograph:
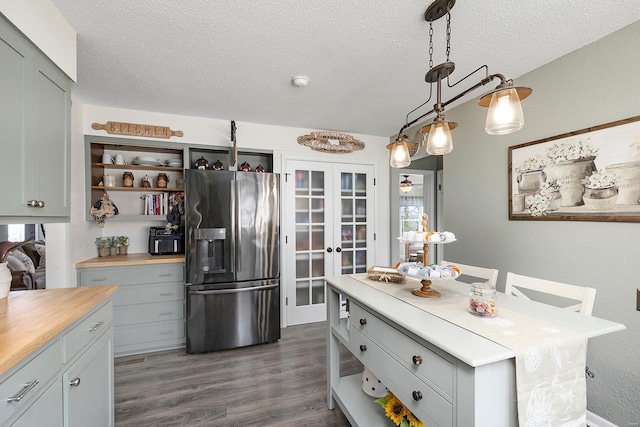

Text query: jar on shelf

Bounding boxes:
[469,283,498,317]
[123,172,134,187]
[157,173,169,188]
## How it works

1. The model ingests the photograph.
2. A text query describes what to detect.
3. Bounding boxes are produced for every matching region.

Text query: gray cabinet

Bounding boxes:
[0,15,71,223]
[1,300,114,427]
[78,263,186,356]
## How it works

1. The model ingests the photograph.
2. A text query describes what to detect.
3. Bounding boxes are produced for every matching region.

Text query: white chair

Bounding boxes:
[504,272,596,315]
[441,260,499,287]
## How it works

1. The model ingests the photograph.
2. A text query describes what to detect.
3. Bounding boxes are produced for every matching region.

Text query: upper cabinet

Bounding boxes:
[0,16,71,223]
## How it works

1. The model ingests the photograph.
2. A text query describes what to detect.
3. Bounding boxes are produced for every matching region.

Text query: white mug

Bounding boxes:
[114,154,125,164]
[102,153,114,164]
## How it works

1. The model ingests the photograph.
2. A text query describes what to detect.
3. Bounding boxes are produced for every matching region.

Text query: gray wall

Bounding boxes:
[442,21,640,424]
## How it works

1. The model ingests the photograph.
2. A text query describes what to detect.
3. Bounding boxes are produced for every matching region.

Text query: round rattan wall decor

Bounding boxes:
[297,132,365,154]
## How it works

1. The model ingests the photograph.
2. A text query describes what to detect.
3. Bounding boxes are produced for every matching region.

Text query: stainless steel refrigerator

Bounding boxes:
[184,169,280,353]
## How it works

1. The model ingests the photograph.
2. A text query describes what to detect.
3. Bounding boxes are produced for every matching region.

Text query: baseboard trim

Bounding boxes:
[587,410,618,427]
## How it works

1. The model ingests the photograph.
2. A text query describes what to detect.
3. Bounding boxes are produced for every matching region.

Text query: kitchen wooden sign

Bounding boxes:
[92,121,184,139]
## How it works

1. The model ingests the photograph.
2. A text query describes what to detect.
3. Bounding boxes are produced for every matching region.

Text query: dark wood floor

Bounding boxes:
[114,321,362,426]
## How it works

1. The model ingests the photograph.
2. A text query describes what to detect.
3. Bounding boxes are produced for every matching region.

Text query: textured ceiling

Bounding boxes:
[49,0,640,137]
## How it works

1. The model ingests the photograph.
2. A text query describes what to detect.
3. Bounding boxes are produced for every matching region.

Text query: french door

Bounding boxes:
[284,160,375,325]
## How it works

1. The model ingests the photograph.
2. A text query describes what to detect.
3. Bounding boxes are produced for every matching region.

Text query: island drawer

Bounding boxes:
[63,301,113,363]
[350,301,454,398]
[350,328,453,427]
[114,301,184,326]
[0,339,62,424]
[78,264,184,287]
[113,282,185,306]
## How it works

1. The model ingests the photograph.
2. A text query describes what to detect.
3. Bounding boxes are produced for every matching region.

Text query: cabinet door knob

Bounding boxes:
[26,200,38,207]
[335,247,342,253]
[359,344,367,352]
[37,200,45,208]
[412,355,423,365]
[412,390,423,401]
[359,318,367,326]
[70,378,81,387]
[326,247,333,253]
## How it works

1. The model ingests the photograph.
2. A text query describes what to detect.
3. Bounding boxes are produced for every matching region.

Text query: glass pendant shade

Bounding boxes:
[425,122,453,155]
[389,141,411,168]
[485,87,524,135]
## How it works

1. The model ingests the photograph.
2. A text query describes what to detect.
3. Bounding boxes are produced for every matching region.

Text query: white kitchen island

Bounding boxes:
[326,275,625,427]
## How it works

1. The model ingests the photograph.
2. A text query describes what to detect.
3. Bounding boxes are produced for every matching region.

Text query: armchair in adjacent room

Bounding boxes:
[4,240,46,290]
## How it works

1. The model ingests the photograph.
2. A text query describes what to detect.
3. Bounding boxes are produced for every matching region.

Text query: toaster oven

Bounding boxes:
[148,227,185,255]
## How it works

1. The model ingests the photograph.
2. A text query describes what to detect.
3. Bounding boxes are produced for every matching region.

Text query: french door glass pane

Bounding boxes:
[295,168,326,309]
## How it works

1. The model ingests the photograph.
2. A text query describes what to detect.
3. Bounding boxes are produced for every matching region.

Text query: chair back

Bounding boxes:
[441,260,498,287]
[504,272,596,315]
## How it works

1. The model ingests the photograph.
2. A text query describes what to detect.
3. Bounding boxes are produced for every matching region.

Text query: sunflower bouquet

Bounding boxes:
[375,390,425,427]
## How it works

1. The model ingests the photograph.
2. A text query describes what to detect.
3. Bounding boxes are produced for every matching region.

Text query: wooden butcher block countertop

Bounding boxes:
[75,253,185,268]
[0,285,117,376]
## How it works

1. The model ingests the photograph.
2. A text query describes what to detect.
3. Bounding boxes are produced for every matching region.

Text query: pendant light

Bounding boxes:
[388,0,532,167]
[400,175,413,193]
[387,134,414,168]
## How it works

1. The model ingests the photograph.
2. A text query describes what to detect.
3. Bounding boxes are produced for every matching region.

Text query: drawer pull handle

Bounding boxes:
[7,380,39,402]
[70,378,81,387]
[89,320,105,332]
[92,277,108,282]
[159,292,174,296]
[359,344,367,352]
[158,273,173,277]
[359,318,367,326]
[159,311,172,316]
[412,391,423,401]
[412,355,423,365]
[160,330,174,335]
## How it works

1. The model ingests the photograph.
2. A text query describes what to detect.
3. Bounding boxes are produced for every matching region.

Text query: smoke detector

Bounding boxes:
[292,75,309,87]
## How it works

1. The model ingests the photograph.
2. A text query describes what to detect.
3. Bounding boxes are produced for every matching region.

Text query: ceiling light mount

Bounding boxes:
[388,0,532,167]
[400,175,414,193]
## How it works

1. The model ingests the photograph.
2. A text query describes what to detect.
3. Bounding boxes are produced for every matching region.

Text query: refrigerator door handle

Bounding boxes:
[236,179,242,272]
[190,283,278,295]
[229,180,236,273]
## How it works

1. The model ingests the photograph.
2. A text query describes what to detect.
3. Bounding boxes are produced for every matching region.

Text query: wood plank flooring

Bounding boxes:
[114,321,363,426]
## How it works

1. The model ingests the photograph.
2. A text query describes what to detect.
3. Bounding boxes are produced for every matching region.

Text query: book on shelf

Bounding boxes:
[143,191,184,216]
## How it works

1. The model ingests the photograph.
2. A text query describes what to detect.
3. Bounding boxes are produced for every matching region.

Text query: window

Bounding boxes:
[400,196,424,233]
[1,224,41,242]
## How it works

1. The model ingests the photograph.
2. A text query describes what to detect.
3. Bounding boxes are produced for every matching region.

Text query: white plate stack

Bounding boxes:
[166,158,182,167]
[133,156,161,166]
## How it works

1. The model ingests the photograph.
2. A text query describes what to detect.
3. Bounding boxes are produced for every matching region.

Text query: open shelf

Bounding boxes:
[94,163,183,172]
[332,374,389,427]
[92,186,184,192]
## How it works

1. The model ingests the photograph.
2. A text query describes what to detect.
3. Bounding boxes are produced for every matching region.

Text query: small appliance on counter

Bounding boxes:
[148,226,185,255]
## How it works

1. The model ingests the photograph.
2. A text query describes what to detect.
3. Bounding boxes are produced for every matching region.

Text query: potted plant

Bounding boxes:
[545,138,599,206]
[108,236,119,256]
[95,237,109,257]
[117,236,129,255]
[582,170,619,210]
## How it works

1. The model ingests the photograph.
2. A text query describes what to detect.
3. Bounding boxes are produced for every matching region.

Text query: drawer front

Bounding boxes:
[351,302,454,398]
[114,301,184,327]
[10,377,63,427]
[115,320,185,347]
[0,340,62,425]
[78,264,184,287]
[114,283,185,306]
[350,329,453,427]
[63,301,113,363]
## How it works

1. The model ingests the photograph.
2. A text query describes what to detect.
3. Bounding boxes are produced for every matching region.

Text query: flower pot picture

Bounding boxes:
[509,115,640,222]
[546,156,597,207]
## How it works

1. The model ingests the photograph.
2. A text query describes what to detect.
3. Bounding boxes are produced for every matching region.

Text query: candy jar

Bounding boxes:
[255,164,265,173]
[240,161,252,172]
[213,159,224,170]
[469,283,498,317]
[123,171,134,187]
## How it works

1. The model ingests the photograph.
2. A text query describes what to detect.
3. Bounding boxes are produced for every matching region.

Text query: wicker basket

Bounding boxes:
[366,266,405,283]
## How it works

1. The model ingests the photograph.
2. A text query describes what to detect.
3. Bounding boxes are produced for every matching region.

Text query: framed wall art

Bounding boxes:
[509,115,640,222]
